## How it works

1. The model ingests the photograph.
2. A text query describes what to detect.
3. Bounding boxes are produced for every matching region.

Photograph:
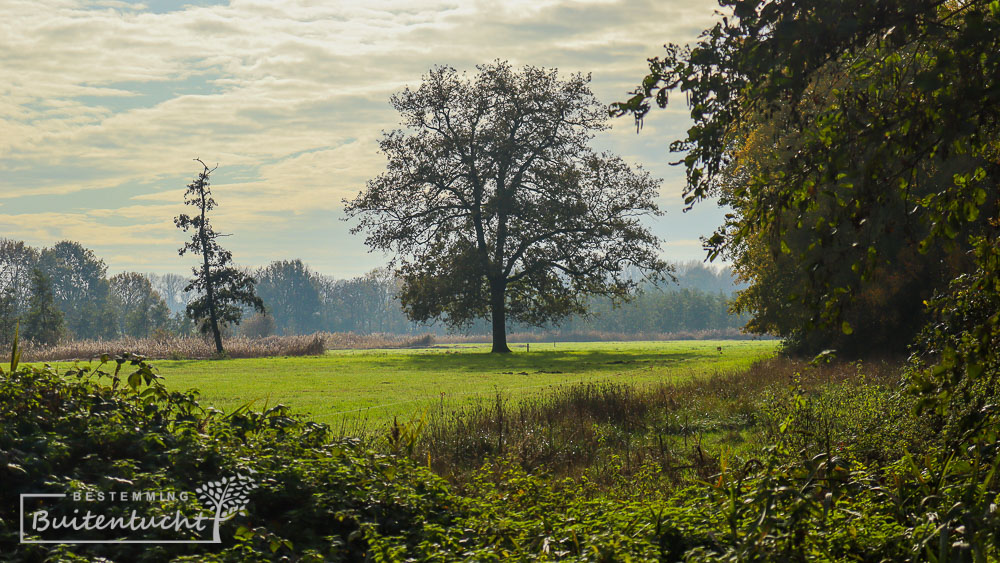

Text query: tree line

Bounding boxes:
[0,237,744,346]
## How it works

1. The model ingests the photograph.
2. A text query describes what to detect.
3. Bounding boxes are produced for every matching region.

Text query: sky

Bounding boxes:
[0,0,724,278]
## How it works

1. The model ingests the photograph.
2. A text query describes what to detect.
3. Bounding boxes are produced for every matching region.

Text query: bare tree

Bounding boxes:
[148,272,193,315]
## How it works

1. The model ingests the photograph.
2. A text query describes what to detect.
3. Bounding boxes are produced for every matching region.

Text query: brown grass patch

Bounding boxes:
[20,332,442,361]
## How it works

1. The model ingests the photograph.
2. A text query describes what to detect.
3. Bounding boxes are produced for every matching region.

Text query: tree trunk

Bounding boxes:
[209,309,223,355]
[198,184,225,356]
[490,282,511,354]
[202,247,224,355]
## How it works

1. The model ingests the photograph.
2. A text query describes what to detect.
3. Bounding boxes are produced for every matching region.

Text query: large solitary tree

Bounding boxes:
[175,160,263,354]
[346,62,668,353]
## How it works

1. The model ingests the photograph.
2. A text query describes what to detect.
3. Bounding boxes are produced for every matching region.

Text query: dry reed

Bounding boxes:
[19,332,439,362]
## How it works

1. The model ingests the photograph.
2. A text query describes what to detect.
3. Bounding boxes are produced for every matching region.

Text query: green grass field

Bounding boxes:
[60,340,779,427]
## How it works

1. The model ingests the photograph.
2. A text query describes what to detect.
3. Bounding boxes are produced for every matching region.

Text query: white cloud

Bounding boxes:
[0,0,721,274]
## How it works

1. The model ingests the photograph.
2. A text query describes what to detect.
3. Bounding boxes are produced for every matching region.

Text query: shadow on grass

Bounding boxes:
[398,348,708,375]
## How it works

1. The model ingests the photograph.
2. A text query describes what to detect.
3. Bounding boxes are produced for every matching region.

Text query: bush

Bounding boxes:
[239,313,276,338]
[0,355,718,560]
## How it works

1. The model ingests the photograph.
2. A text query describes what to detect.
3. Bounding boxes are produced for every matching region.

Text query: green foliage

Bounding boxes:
[614,7,1000,555]
[7,337,1000,560]
[0,239,39,347]
[558,285,746,334]
[0,353,459,561]
[21,268,64,346]
[617,0,1000,355]
[1,240,186,343]
[110,272,171,338]
[907,234,1000,445]
[37,240,117,340]
[253,260,322,335]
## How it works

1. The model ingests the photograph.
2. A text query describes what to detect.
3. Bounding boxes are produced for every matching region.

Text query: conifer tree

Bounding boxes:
[175,159,263,354]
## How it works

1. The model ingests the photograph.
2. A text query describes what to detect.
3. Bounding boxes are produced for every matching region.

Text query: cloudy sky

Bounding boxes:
[1,0,723,278]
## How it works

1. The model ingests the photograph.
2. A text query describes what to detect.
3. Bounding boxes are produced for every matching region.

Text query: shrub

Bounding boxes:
[239,313,276,338]
[0,354,465,560]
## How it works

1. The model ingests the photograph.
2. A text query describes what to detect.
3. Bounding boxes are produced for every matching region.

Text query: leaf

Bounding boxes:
[841,321,853,335]
[127,371,142,392]
[967,363,984,381]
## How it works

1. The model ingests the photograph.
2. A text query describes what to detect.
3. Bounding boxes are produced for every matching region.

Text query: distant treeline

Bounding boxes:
[0,238,746,344]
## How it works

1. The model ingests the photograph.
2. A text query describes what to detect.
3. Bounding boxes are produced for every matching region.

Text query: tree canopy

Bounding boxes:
[255,260,322,335]
[617,0,1000,445]
[37,241,115,340]
[347,61,669,353]
[21,268,64,346]
[109,272,170,338]
[616,0,999,352]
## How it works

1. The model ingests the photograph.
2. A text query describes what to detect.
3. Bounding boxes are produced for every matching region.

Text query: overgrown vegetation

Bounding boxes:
[610,0,1000,558]
[414,357,914,487]
[6,339,999,560]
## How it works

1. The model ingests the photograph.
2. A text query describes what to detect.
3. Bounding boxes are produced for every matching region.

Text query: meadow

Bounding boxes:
[133,340,778,427]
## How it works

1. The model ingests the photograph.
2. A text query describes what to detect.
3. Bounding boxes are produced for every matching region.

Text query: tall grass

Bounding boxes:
[408,357,906,487]
[19,334,328,361]
[21,328,765,362]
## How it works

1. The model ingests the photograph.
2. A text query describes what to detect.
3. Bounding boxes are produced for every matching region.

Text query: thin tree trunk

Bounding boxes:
[198,185,224,355]
[490,283,511,354]
[202,251,224,355]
